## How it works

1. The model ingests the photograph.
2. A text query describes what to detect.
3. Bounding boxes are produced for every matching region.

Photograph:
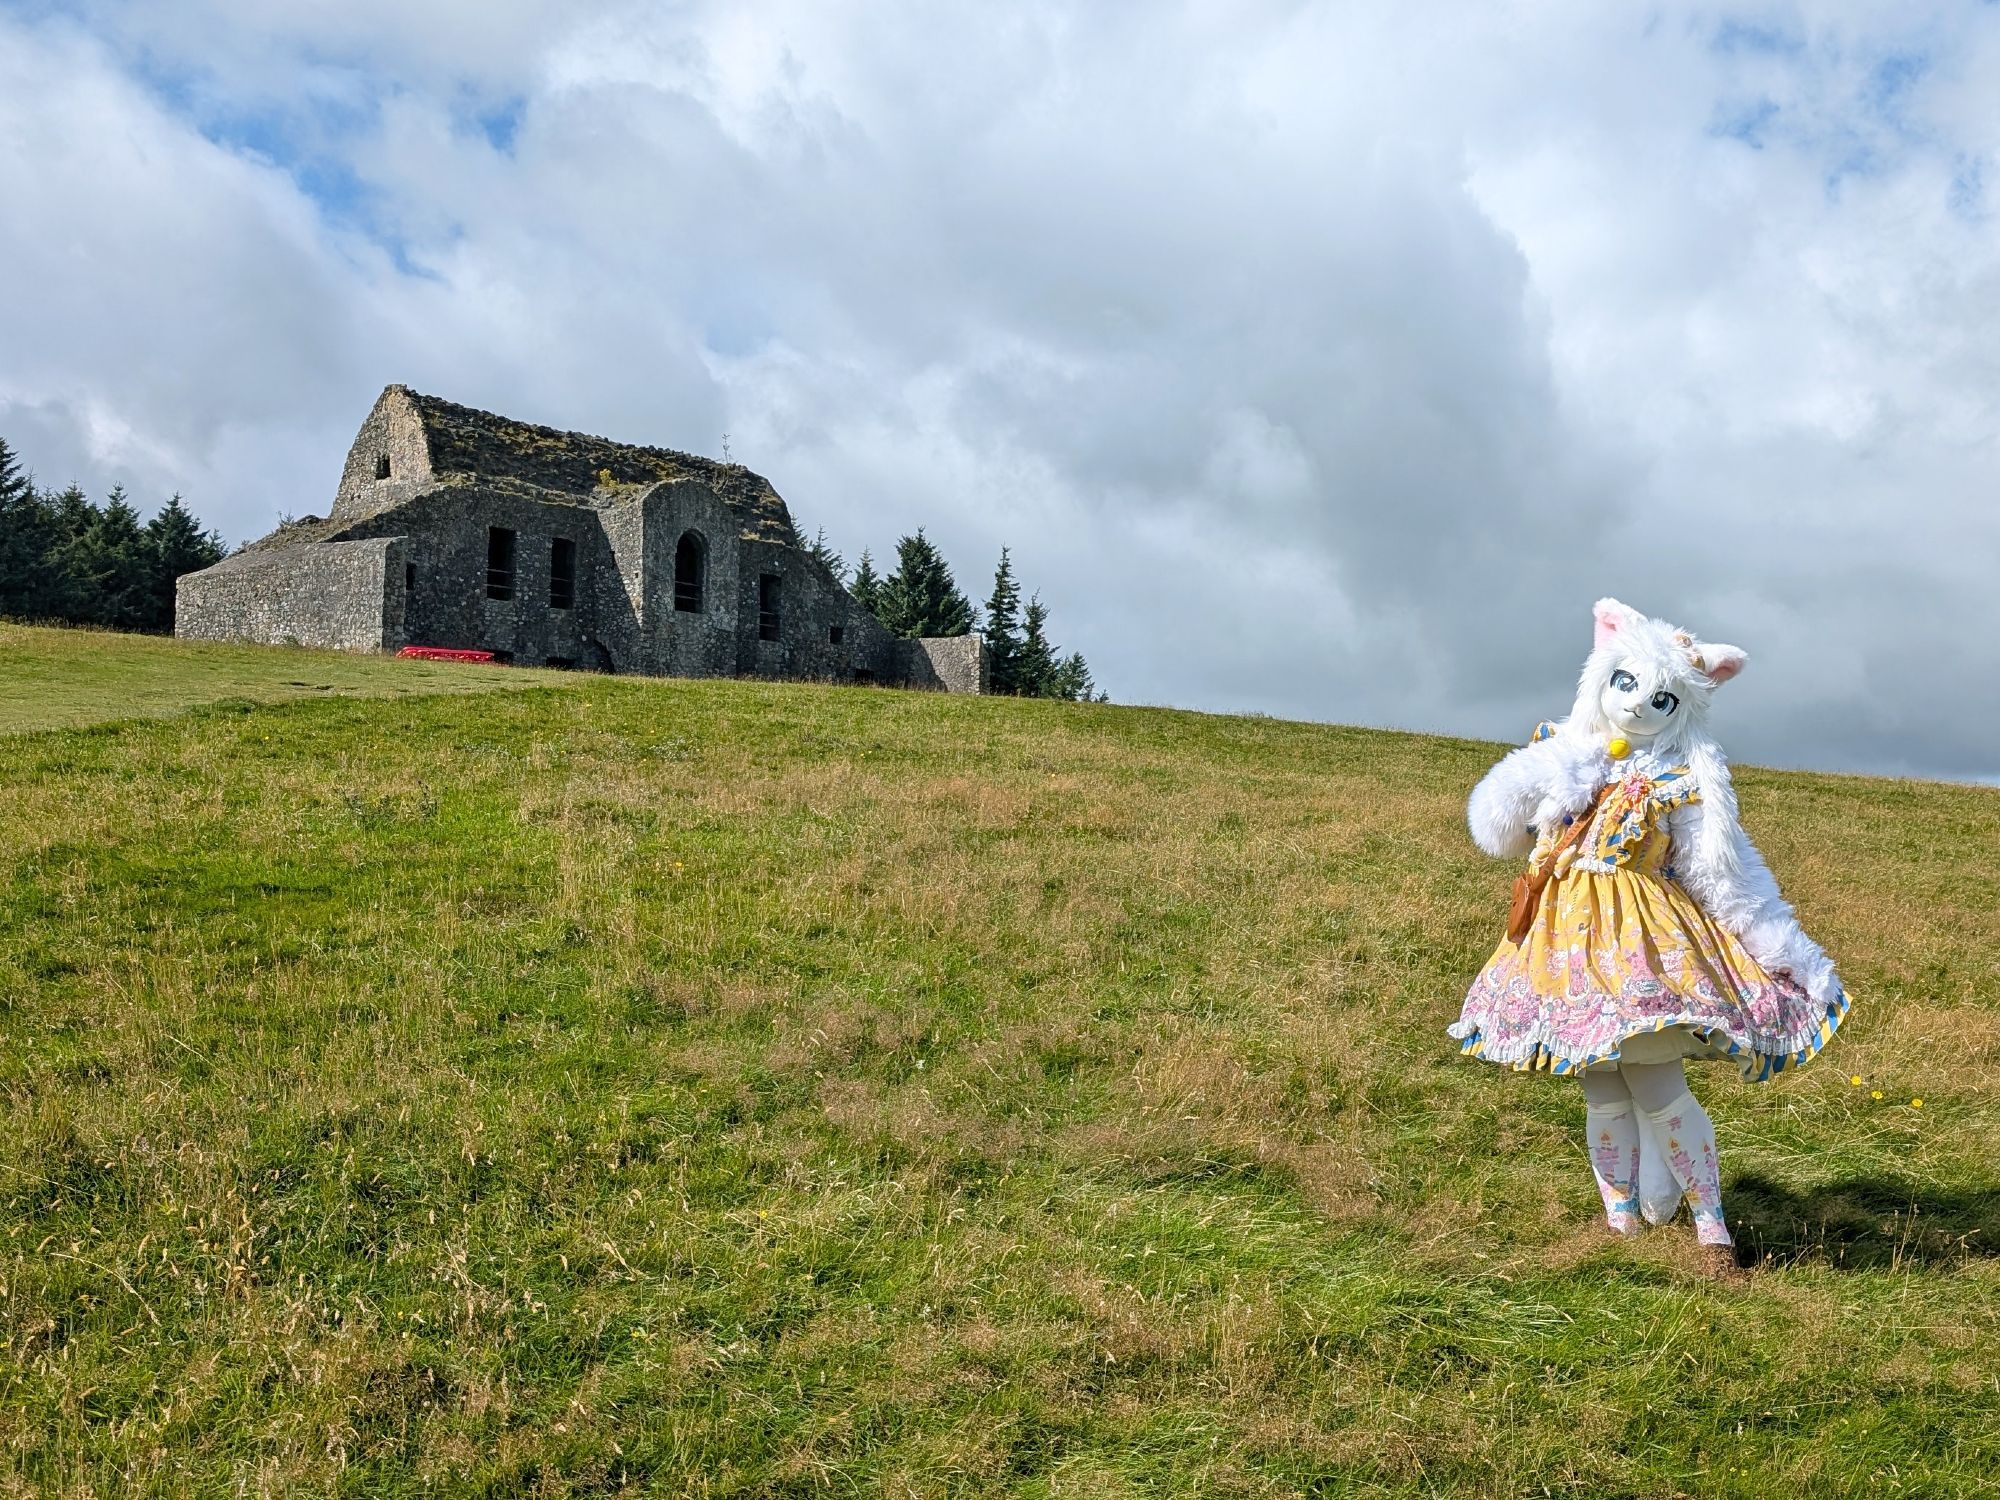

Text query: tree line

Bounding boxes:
[0,436,227,632]
[806,528,1103,701]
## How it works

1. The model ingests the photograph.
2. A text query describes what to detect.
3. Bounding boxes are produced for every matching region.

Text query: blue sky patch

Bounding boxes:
[1950,155,1985,220]
[1710,18,1806,57]
[474,97,526,156]
[108,41,446,277]
[1709,96,1779,148]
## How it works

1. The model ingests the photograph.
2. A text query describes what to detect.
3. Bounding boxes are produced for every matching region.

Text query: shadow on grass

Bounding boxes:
[1729,1172,2000,1270]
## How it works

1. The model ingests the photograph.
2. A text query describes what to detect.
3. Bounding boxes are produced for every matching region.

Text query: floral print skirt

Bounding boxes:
[1447,868,1849,1082]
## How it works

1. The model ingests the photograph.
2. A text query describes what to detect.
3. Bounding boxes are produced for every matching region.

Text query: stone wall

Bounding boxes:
[176,537,400,652]
[728,536,899,685]
[898,633,989,693]
[642,482,748,680]
[636,483,907,686]
[332,386,435,522]
[335,485,634,669]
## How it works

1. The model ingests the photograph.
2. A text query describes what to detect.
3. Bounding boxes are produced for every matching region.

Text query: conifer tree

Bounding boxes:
[982,547,1023,694]
[878,530,973,639]
[0,442,231,631]
[0,437,25,509]
[1056,652,1104,704]
[849,548,884,618]
[1048,652,1080,704]
[0,439,59,620]
[805,526,847,585]
[1016,595,1057,697]
[73,485,150,629]
[42,483,99,623]
[143,493,226,630]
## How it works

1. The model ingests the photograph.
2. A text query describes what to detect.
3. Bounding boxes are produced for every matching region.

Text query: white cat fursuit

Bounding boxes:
[1466,596,1840,1010]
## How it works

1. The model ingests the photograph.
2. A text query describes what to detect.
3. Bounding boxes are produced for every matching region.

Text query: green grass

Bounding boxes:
[2,627,1997,1497]
[0,622,552,733]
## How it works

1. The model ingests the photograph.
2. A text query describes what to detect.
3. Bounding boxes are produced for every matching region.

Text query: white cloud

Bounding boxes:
[1,1,1995,780]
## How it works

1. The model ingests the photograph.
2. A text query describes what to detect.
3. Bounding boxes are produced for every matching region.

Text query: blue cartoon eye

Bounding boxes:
[1651,691,1679,714]
[1610,669,1637,691]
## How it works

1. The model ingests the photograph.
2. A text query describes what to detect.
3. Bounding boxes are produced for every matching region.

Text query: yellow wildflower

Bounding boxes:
[1871,1090,1883,1100]
[1849,1075,1862,1086]
[1911,1098,1924,1109]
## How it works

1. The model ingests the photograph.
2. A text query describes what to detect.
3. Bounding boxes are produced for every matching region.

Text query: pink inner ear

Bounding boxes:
[1705,655,1744,684]
[1592,606,1623,649]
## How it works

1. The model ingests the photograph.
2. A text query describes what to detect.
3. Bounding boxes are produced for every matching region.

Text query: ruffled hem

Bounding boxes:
[1446,984,1853,1083]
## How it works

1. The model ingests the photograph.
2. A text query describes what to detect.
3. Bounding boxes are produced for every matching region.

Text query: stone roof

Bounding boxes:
[406,390,798,545]
[217,513,349,563]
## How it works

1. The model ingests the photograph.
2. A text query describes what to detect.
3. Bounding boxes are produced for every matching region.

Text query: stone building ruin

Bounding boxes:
[175,385,986,692]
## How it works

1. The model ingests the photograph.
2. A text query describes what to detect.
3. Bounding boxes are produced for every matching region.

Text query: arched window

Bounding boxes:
[674,531,706,613]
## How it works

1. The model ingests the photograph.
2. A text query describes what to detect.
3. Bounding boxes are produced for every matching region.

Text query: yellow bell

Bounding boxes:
[1606,736,1631,760]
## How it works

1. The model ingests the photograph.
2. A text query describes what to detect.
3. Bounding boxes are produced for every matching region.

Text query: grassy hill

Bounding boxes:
[0,623,556,734]
[2,626,1996,1497]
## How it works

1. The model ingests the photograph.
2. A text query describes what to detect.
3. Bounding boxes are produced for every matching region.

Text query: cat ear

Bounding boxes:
[1592,597,1639,649]
[1692,642,1746,684]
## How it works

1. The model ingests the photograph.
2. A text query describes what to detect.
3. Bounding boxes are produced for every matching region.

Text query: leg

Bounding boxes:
[1622,1061,1732,1246]
[1579,1066,1642,1234]
[1634,1112,1683,1227]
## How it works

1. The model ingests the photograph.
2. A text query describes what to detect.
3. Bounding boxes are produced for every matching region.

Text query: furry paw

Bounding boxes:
[1528,795,1577,832]
[1739,917,1840,1007]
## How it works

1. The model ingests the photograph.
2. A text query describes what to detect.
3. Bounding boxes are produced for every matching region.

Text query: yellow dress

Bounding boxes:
[1448,743,1850,1082]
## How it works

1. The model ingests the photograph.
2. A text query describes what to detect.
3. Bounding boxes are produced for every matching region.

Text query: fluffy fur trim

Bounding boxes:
[1467,731,1611,859]
[1667,801,1841,1008]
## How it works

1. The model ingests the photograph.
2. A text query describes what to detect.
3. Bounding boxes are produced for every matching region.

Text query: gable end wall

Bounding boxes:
[175,537,402,653]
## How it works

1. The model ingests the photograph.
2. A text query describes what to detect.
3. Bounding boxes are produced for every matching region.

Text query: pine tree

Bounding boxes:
[72,485,150,629]
[849,548,884,618]
[0,438,59,620]
[982,547,1023,694]
[1050,651,1099,703]
[804,526,847,585]
[0,437,26,509]
[1016,595,1057,697]
[878,530,973,639]
[42,483,100,623]
[143,493,226,631]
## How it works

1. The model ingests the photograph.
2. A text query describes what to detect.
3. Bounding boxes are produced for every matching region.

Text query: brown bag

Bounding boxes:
[1505,788,1608,944]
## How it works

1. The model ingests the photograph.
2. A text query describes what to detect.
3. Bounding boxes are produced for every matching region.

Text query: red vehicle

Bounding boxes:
[396,646,500,664]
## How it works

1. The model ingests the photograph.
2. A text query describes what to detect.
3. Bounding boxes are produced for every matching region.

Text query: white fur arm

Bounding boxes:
[1467,733,1611,860]
[1668,801,1841,1007]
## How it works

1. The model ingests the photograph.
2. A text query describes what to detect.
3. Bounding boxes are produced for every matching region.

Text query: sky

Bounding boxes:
[2,0,1995,782]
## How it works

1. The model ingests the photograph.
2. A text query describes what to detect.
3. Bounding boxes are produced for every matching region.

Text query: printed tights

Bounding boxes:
[1579,1062,1732,1245]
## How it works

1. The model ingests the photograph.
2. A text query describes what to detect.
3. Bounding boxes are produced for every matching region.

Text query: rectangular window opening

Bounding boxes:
[549,536,576,610]
[405,562,416,594]
[758,573,781,642]
[829,624,845,645]
[486,527,517,601]
[375,453,392,480]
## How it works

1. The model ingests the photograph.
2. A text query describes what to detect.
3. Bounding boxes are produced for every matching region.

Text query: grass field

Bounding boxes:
[0,623,552,735]
[2,624,1997,1497]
